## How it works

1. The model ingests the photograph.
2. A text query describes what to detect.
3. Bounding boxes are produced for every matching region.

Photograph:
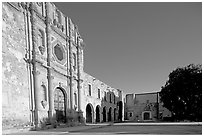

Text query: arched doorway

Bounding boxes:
[108,107,112,122]
[143,111,151,120]
[86,104,93,123]
[103,107,106,122]
[54,87,66,123]
[96,105,100,123]
[114,108,117,121]
[118,101,123,121]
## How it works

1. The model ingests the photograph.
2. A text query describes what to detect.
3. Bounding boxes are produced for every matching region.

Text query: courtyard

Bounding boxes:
[5,122,202,135]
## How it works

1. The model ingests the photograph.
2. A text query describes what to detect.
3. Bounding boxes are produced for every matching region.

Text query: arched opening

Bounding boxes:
[114,108,117,121]
[54,87,66,123]
[96,105,100,123]
[86,104,93,123]
[143,111,151,120]
[108,107,112,122]
[103,107,106,122]
[118,101,123,122]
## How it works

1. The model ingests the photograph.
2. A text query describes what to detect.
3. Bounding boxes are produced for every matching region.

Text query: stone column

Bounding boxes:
[30,2,40,128]
[45,2,54,123]
[65,17,70,109]
[48,75,54,121]
[77,37,81,111]
[68,18,73,110]
[33,70,41,127]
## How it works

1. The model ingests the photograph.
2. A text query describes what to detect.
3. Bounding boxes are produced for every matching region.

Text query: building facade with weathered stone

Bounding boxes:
[2,2,124,130]
[124,92,171,121]
[82,72,124,123]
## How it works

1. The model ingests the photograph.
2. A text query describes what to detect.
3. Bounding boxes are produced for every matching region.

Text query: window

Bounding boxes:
[54,44,64,61]
[88,84,91,96]
[98,89,100,99]
[73,53,77,71]
[38,30,45,55]
[110,93,112,103]
[104,92,107,101]
[129,112,133,117]
[55,9,61,23]
[74,93,77,106]
[114,95,116,104]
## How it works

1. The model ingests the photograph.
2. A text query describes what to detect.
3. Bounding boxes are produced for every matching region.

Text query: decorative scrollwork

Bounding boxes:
[41,100,47,109]
[38,45,45,55]
[37,2,42,7]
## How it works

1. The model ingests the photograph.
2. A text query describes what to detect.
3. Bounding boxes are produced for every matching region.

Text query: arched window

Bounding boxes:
[38,30,43,46]
[38,30,45,55]
[98,89,100,99]
[88,84,91,96]
[73,53,77,71]
[55,9,61,23]
[104,92,107,101]
[54,44,64,61]
[110,93,112,103]
[74,93,77,106]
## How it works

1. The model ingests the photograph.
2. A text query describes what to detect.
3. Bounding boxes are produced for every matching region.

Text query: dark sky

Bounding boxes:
[54,2,202,94]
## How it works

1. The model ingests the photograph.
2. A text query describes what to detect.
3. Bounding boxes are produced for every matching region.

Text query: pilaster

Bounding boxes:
[30,2,40,128]
[45,2,54,123]
[68,18,73,110]
[77,36,81,111]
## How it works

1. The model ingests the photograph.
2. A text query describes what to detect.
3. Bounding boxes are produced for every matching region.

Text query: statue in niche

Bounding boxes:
[40,84,48,109]
[38,30,45,55]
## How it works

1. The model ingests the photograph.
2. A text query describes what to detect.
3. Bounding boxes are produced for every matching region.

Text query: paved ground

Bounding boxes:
[70,125,202,134]
[4,122,202,135]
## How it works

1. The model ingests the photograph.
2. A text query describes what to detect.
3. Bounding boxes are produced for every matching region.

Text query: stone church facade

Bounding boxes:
[2,2,124,129]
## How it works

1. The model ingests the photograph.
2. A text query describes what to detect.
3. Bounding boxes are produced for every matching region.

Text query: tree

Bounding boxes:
[160,64,202,122]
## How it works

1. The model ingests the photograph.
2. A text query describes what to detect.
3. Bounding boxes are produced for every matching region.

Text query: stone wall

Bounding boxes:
[125,92,159,121]
[2,2,123,130]
[125,92,172,121]
[2,3,31,129]
[81,72,123,123]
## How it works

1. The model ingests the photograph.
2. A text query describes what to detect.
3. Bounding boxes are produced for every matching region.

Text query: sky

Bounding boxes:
[54,2,202,94]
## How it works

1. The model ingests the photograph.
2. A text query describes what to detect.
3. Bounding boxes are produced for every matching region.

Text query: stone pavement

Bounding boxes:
[2,123,111,135]
[113,122,202,126]
[2,122,202,135]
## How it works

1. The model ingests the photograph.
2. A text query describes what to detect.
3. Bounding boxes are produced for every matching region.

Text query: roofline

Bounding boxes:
[135,91,159,96]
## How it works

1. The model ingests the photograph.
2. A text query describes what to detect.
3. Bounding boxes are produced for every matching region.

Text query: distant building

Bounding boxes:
[124,92,171,121]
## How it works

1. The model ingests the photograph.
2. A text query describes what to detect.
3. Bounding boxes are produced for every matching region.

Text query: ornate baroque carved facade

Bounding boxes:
[2,2,124,129]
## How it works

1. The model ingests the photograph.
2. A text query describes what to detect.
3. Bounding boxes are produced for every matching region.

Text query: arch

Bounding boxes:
[102,107,106,122]
[142,111,152,121]
[118,101,123,122]
[114,108,117,121]
[54,87,66,123]
[86,103,94,123]
[96,105,100,123]
[108,107,112,122]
